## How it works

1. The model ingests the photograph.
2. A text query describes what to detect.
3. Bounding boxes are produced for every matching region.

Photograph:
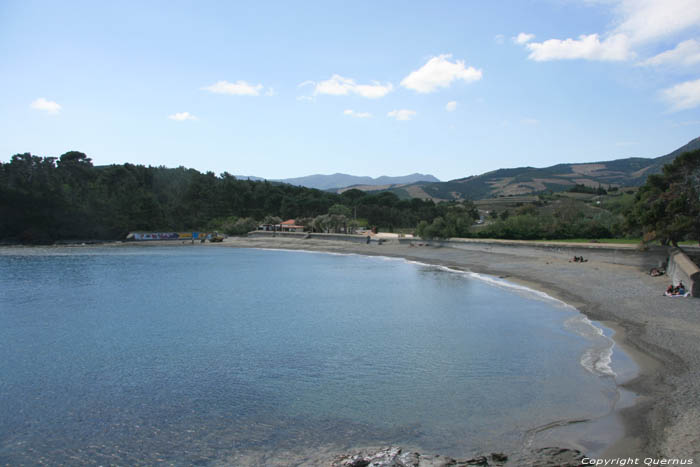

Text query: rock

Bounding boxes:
[332,447,416,467]
[414,454,458,466]
[332,447,472,467]
[465,455,488,465]
[332,445,583,467]
[519,447,586,466]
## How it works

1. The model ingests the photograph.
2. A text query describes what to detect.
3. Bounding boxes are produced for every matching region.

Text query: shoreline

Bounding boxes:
[3,238,698,463]
[204,236,698,462]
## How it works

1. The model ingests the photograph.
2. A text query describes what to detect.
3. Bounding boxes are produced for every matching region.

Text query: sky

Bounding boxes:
[1,0,700,181]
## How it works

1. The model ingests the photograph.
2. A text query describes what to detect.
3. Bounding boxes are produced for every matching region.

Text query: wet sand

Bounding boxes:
[166,236,700,463]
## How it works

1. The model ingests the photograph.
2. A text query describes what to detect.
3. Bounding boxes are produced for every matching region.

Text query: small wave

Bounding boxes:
[565,315,616,377]
[581,346,615,377]
[431,265,573,308]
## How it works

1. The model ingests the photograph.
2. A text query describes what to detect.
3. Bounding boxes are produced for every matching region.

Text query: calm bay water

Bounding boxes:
[0,246,632,464]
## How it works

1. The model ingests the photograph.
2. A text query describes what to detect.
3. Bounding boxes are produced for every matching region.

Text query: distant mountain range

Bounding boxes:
[233,137,700,200]
[362,137,700,201]
[233,173,441,190]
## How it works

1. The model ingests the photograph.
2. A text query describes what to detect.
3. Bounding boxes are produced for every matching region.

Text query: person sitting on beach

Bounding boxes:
[667,284,675,294]
[678,282,686,295]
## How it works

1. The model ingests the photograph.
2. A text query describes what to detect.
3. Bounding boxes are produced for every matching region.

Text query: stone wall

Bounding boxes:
[247,231,371,244]
[667,248,700,297]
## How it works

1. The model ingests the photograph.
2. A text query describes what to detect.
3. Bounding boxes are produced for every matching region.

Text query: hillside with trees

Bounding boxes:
[626,148,700,246]
[2,146,698,245]
[369,137,700,201]
[0,152,462,243]
[417,148,700,243]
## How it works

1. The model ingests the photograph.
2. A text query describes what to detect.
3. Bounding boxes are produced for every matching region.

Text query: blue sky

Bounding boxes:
[2,0,700,181]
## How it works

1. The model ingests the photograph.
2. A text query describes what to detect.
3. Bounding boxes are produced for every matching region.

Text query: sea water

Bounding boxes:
[0,246,635,464]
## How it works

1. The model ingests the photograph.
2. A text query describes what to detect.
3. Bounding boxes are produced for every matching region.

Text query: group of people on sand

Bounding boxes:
[666,282,687,296]
[570,256,588,263]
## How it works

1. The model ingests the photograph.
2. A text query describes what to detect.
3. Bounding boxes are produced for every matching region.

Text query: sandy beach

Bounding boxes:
[150,235,700,464]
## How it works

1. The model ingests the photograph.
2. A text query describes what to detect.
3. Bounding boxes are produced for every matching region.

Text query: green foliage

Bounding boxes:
[568,183,607,195]
[207,216,259,235]
[0,152,446,243]
[328,203,352,217]
[416,202,479,239]
[625,148,700,245]
[601,192,636,215]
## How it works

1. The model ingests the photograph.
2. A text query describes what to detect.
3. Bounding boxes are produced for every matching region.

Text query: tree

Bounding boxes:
[263,215,282,226]
[328,203,352,217]
[626,149,700,246]
[312,214,332,233]
[416,204,478,239]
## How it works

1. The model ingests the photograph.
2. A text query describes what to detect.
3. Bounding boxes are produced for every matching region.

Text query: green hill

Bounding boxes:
[362,137,700,201]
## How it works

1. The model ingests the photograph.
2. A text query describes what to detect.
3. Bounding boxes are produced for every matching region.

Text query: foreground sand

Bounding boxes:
[177,236,699,463]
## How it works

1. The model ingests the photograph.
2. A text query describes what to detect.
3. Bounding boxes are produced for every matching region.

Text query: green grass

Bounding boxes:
[531,238,698,246]
[534,238,641,244]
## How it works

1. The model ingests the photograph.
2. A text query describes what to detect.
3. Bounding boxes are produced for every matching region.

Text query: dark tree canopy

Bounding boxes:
[626,149,700,246]
[0,151,454,243]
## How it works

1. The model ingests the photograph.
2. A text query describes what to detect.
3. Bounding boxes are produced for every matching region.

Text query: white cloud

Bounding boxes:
[387,109,416,121]
[265,87,276,97]
[202,80,264,96]
[343,109,373,118]
[445,101,458,112]
[526,33,633,61]
[639,39,700,66]
[514,33,535,44]
[400,54,482,93]
[662,78,700,111]
[296,95,314,102]
[521,118,539,125]
[614,0,700,45]
[494,34,505,45]
[30,97,61,114]
[168,112,197,121]
[521,0,700,63]
[308,74,393,98]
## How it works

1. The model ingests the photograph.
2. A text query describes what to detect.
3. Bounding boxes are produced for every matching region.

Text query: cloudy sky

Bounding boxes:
[2,0,700,180]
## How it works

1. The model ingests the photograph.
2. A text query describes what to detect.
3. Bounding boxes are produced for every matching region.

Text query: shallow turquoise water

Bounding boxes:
[0,246,629,464]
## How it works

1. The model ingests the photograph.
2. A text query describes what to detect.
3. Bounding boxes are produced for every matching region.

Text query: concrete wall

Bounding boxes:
[668,248,700,297]
[399,237,670,270]
[247,231,372,244]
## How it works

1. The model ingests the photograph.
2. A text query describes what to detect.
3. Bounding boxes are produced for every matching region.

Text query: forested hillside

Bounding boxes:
[374,137,700,201]
[0,152,453,243]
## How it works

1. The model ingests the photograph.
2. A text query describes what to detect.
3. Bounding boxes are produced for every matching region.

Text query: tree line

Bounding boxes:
[0,151,473,243]
[419,149,699,245]
[2,148,697,245]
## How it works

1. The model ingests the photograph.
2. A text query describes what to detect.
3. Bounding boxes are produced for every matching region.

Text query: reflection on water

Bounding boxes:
[0,247,634,464]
